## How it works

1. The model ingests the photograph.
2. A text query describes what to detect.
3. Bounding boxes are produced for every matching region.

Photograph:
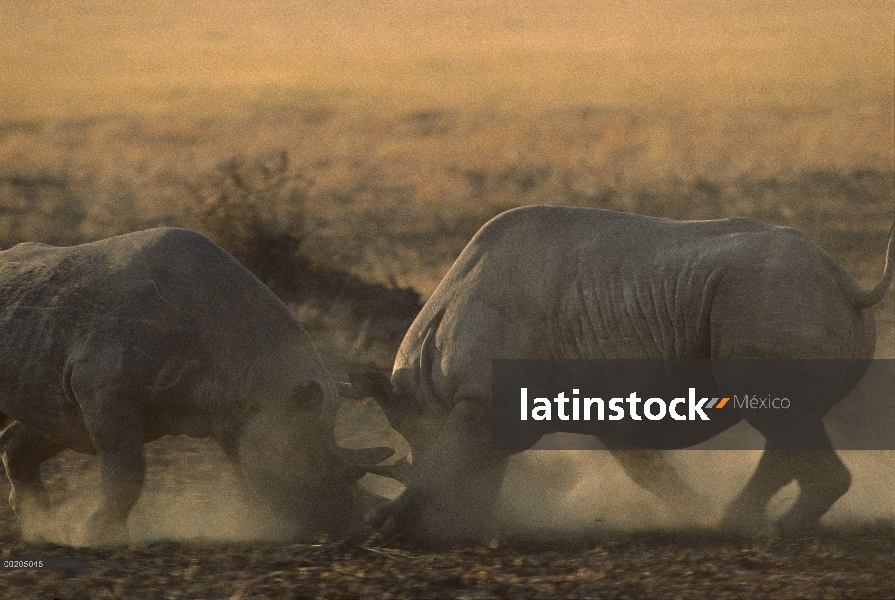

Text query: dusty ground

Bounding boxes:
[1,400,894,599]
[1,519,894,599]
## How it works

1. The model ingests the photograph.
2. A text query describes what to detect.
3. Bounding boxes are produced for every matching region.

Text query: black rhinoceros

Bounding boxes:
[351,206,894,542]
[0,228,392,545]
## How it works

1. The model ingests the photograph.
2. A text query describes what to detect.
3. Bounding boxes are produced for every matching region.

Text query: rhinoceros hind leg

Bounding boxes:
[773,449,850,537]
[761,421,851,536]
[0,421,64,520]
[719,449,793,534]
[720,423,850,537]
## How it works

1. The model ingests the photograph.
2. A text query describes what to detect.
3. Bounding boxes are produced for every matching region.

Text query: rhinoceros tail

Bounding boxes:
[847,221,895,309]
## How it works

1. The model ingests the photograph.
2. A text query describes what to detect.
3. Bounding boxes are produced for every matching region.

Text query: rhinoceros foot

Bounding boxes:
[81,510,130,547]
[718,499,771,536]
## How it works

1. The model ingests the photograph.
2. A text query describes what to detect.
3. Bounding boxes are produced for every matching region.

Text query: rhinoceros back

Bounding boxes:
[0,228,316,442]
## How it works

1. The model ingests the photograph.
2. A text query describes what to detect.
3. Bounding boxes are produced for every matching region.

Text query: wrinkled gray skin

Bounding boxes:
[0,228,392,546]
[353,206,894,543]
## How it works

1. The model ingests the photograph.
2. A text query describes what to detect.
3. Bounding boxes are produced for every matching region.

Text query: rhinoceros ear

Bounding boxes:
[290,381,324,406]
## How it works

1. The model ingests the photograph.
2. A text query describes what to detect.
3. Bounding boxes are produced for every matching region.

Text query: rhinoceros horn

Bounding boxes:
[338,446,396,482]
[362,456,412,485]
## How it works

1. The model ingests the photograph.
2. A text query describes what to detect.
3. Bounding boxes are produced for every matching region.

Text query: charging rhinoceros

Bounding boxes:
[0,227,392,545]
[351,206,894,542]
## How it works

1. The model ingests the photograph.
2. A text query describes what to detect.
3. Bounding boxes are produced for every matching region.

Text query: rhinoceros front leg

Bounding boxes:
[78,391,146,547]
[0,421,65,533]
[369,400,510,543]
[608,449,716,526]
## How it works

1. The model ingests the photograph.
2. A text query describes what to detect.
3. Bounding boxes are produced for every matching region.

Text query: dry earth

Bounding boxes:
[1,518,894,599]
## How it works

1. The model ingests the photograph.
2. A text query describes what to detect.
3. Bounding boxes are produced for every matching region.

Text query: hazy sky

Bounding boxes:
[2,1,893,117]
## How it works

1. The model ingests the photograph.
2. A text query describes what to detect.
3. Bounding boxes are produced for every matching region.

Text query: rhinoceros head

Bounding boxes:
[235,380,394,539]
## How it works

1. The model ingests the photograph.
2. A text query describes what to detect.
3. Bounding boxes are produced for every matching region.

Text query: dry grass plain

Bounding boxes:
[1,1,894,597]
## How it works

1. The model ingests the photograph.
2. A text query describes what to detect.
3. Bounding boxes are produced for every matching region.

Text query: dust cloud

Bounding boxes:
[11,390,894,546]
[489,334,895,539]
[499,449,895,538]
[17,438,279,547]
[345,388,895,540]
